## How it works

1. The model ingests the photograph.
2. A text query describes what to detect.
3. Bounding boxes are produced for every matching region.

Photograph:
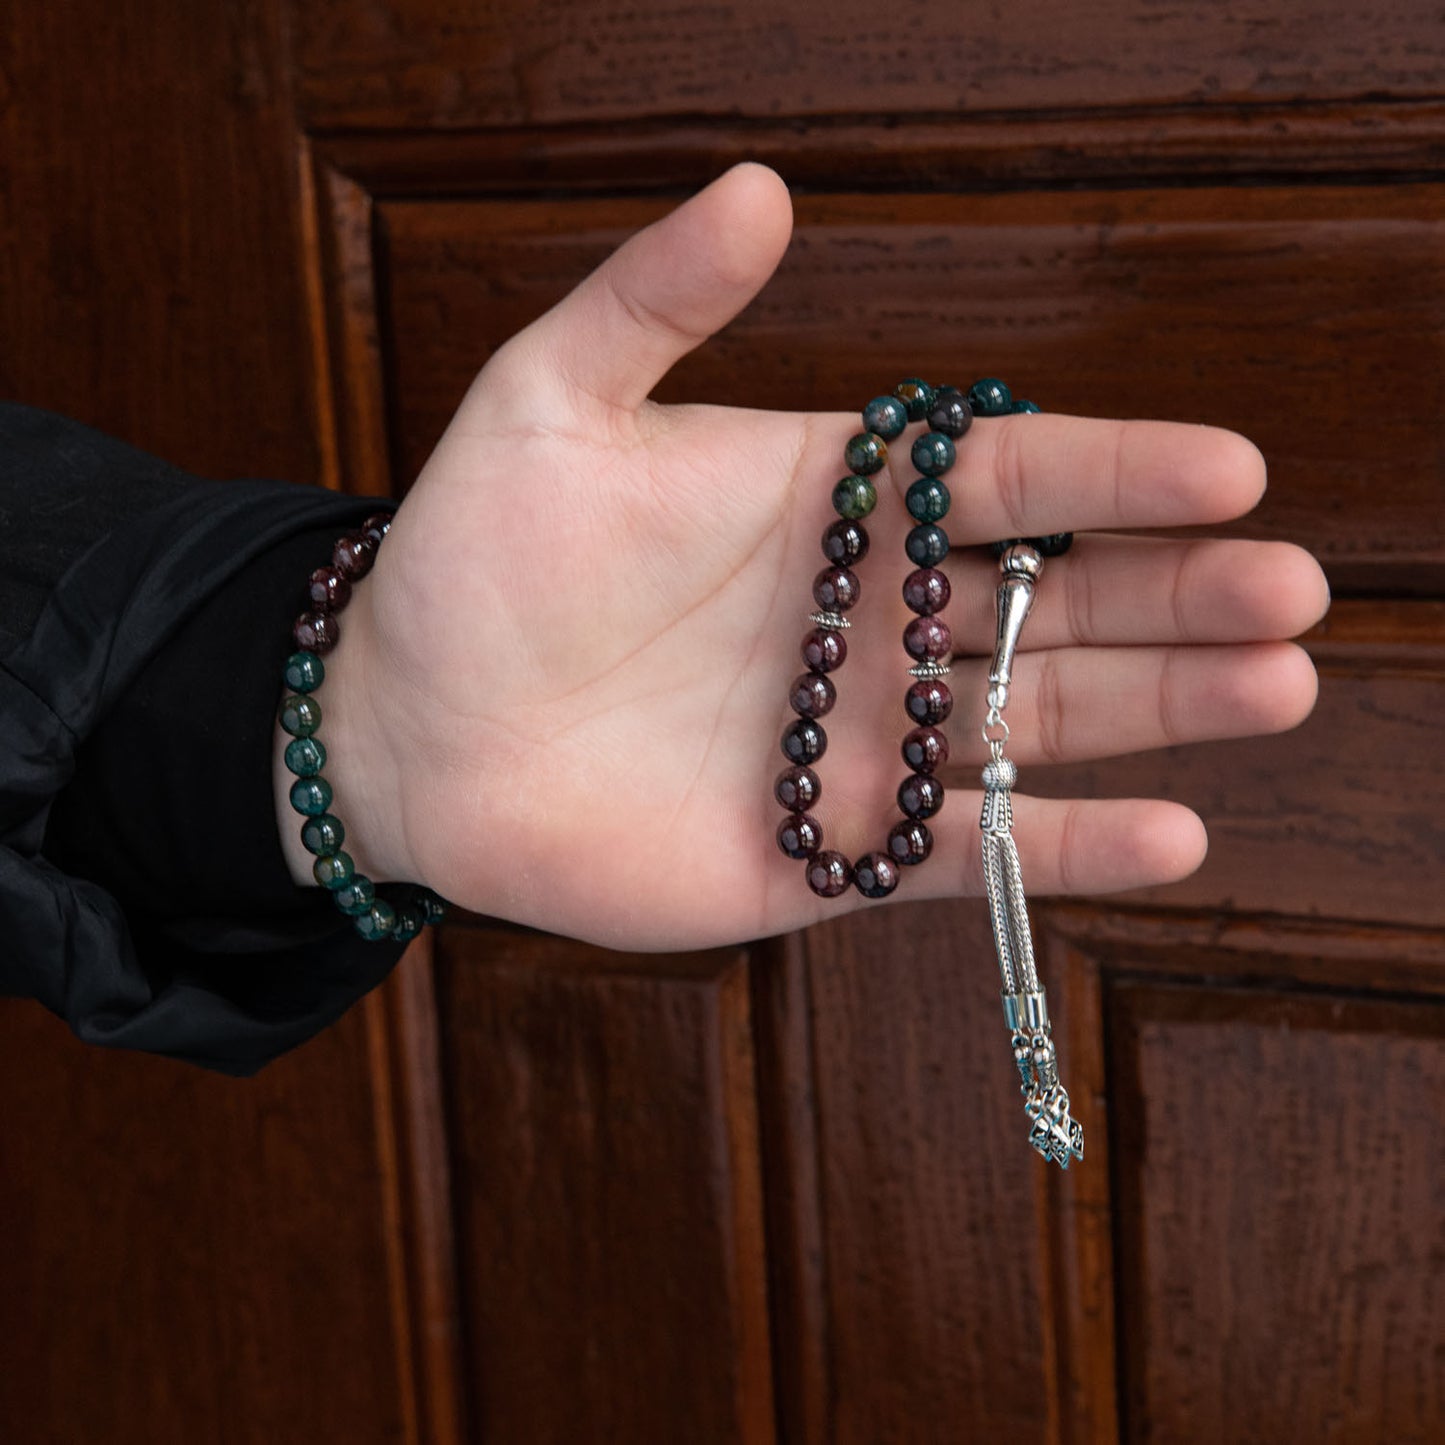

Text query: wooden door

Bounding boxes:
[3,3,1442,1441]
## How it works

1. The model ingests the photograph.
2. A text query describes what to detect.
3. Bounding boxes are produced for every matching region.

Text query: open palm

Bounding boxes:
[323,164,1328,949]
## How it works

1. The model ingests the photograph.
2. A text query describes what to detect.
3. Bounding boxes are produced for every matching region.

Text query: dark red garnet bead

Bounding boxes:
[905,679,953,726]
[902,568,950,616]
[898,773,945,820]
[806,851,854,898]
[293,610,341,655]
[853,852,899,899]
[789,672,837,719]
[821,519,869,567]
[361,512,393,546]
[774,766,821,811]
[903,616,952,662]
[332,533,376,580]
[902,726,949,773]
[801,628,847,674]
[812,566,860,613]
[887,820,933,867]
[926,385,974,439]
[777,813,823,859]
[307,565,352,612]
[781,718,827,765]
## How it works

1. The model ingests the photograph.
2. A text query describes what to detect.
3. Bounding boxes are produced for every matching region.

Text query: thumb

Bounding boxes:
[500,162,793,417]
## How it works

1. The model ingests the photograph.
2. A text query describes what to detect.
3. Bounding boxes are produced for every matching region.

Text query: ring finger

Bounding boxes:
[938,534,1329,654]
[942,638,1319,768]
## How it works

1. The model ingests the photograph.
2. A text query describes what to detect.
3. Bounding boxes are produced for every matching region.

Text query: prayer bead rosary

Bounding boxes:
[774,377,1084,1168]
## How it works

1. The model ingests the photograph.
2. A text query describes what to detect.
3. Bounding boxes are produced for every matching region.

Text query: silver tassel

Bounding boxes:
[980,545,1083,1169]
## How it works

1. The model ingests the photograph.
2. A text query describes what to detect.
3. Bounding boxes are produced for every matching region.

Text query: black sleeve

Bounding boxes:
[0,402,409,1075]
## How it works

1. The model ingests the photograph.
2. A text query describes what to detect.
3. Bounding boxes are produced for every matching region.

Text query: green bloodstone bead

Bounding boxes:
[1011,399,1040,414]
[313,850,354,890]
[906,477,951,524]
[905,523,950,568]
[392,907,424,944]
[334,877,376,917]
[911,431,956,477]
[355,898,397,941]
[861,395,908,441]
[968,377,1013,415]
[283,650,325,693]
[895,377,937,421]
[284,736,327,778]
[302,813,346,857]
[279,693,322,738]
[289,776,334,817]
[831,474,877,520]
[843,432,887,476]
[420,894,447,925]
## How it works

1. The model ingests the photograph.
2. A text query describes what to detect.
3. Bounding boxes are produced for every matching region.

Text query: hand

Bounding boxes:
[283,163,1329,949]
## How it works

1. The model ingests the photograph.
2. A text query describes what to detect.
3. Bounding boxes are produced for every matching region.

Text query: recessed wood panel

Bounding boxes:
[1109,980,1445,1444]
[1031,644,1445,930]
[789,900,1065,1443]
[0,1001,413,1442]
[376,184,1445,584]
[296,0,1445,129]
[434,929,774,1444]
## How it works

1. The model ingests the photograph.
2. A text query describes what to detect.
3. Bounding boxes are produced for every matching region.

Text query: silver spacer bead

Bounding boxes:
[809,609,852,630]
[908,657,952,678]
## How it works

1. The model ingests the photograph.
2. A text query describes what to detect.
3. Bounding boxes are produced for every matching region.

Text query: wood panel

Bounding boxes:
[434,928,775,1443]
[0,1002,412,1441]
[375,185,1445,587]
[295,0,1445,130]
[779,900,1065,1443]
[1109,979,1445,1444]
[1031,629,1445,930]
[0,0,319,481]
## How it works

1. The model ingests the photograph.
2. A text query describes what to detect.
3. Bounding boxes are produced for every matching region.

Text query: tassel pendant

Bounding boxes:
[981,545,1083,1169]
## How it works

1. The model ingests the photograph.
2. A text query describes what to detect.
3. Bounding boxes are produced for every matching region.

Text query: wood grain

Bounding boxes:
[375,185,1445,587]
[750,931,833,1444]
[1028,640,1445,930]
[1045,932,1121,1445]
[295,0,1445,130]
[315,102,1445,200]
[796,900,1061,1443]
[1109,980,1445,1444]
[0,0,319,482]
[0,1004,412,1441]
[433,928,776,1444]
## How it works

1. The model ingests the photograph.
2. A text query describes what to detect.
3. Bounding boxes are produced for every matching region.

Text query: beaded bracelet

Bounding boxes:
[279,511,447,943]
[775,377,1083,1168]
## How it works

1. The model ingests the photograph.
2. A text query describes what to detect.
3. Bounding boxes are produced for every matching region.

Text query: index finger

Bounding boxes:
[904,414,1268,543]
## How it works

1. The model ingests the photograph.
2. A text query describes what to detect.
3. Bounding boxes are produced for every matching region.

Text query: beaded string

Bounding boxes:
[774,377,1082,1166]
[279,511,447,943]
[774,375,1048,899]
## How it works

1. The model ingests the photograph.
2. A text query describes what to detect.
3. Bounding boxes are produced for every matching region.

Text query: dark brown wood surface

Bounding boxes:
[1111,981,1445,1444]
[434,930,775,1443]
[3,0,1443,1441]
[0,1000,422,1441]
[293,0,1445,128]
